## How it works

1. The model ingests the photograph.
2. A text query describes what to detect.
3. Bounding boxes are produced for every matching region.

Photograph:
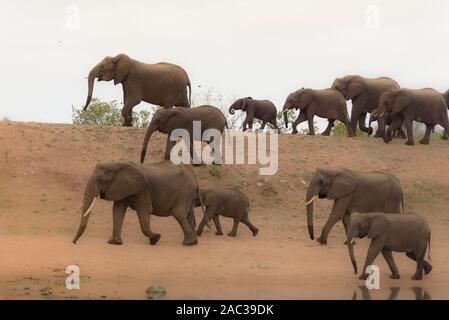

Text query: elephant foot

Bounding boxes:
[215,231,223,236]
[316,237,327,245]
[383,137,392,144]
[405,140,415,146]
[183,238,198,245]
[307,132,315,136]
[107,238,123,245]
[411,274,423,280]
[321,131,331,136]
[292,130,298,135]
[347,133,354,138]
[228,232,237,237]
[359,273,369,280]
[423,262,433,275]
[419,139,430,145]
[252,229,259,237]
[368,127,374,135]
[344,240,356,245]
[149,234,161,246]
[196,230,202,236]
[389,273,401,280]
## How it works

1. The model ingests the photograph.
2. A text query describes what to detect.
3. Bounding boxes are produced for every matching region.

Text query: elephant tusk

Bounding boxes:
[283,109,289,114]
[304,195,316,206]
[83,197,98,217]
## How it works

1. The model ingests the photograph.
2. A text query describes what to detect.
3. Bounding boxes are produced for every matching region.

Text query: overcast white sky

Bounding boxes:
[1,0,449,124]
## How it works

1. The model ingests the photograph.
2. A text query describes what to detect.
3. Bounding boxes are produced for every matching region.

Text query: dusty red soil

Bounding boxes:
[1,121,449,300]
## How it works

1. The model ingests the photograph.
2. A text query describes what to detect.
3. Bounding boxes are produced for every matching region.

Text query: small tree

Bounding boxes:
[72,98,156,127]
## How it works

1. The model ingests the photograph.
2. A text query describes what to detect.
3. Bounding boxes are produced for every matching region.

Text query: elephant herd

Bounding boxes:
[75,54,436,281]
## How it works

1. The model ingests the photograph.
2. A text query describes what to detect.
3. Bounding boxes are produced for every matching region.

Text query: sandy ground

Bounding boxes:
[1,121,449,300]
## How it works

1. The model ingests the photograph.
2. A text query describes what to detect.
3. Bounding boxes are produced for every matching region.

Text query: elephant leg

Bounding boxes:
[213,215,223,235]
[359,237,385,280]
[241,213,258,236]
[419,124,432,145]
[397,125,406,139]
[317,197,351,245]
[197,206,216,236]
[406,252,432,275]
[187,207,196,231]
[228,217,240,237]
[242,118,249,131]
[342,213,354,244]
[207,136,222,165]
[248,120,254,132]
[270,118,279,132]
[292,112,306,134]
[412,258,424,280]
[438,118,449,140]
[164,136,177,160]
[174,210,198,245]
[108,201,127,245]
[306,111,315,135]
[385,116,403,144]
[382,248,400,279]
[136,207,161,245]
[259,121,267,132]
[403,117,415,145]
[358,113,371,135]
[321,119,335,136]
[338,115,354,137]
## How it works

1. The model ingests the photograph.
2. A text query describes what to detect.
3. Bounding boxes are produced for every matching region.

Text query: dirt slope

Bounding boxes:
[1,121,449,300]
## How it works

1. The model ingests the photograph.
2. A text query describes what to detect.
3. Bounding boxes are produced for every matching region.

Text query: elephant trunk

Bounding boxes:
[140,125,157,163]
[305,186,316,240]
[72,176,98,243]
[346,227,358,274]
[229,106,235,115]
[83,63,102,111]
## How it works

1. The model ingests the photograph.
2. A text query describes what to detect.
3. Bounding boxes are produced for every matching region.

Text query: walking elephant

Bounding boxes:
[83,54,191,126]
[378,88,449,145]
[72,160,206,246]
[140,105,228,164]
[346,212,432,280]
[304,169,403,245]
[282,88,354,136]
[195,188,258,237]
[228,97,279,132]
[368,108,406,139]
[331,75,400,135]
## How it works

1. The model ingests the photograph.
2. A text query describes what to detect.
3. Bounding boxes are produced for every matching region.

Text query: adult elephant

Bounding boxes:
[228,97,279,132]
[304,169,403,245]
[282,88,353,136]
[140,105,228,164]
[378,88,449,145]
[84,54,191,126]
[72,160,206,246]
[368,108,406,139]
[331,75,400,135]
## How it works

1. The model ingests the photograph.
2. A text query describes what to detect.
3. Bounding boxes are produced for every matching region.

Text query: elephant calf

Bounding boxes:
[347,213,432,280]
[368,108,406,139]
[195,188,258,237]
[229,97,279,132]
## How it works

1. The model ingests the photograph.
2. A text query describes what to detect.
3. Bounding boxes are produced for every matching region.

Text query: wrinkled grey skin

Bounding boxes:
[331,75,400,135]
[140,105,228,164]
[72,160,206,246]
[229,97,279,132]
[194,188,258,237]
[283,88,353,136]
[347,213,432,280]
[84,54,191,126]
[305,169,403,245]
[378,88,449,145]
[368,108,406,139]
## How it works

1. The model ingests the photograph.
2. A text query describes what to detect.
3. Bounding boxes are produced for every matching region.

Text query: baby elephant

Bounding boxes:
[195,188,258,237]
[347,213,432,280]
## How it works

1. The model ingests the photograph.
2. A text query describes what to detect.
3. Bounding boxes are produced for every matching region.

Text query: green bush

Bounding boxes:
[332,122,365,137]
[72,98,155,127]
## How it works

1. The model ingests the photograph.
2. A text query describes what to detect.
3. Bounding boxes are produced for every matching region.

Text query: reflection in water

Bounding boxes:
[352,286,431,300]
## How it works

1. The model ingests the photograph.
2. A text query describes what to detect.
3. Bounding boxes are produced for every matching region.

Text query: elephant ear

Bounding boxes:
[392,91,412,114]
[241,98,251,111]
[113,54,132,85]
[299,90,314,109]
[327,171,357,199]
[104,162,148,201]
[367,215,390,239]
[163,109,189,133]
[347,79,364,99]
